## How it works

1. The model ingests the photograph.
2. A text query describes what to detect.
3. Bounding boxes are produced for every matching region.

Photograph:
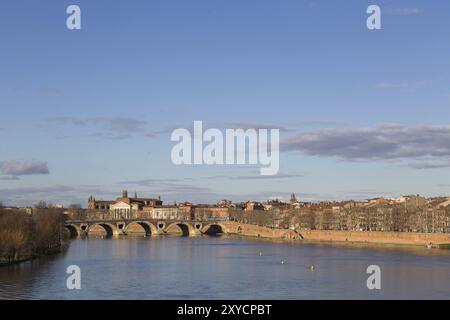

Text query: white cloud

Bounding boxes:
[282,124,450,168]
[47,117,149,140]
[0,160,49,177]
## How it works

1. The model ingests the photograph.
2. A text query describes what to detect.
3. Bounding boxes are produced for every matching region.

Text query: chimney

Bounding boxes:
[122,190,128,198]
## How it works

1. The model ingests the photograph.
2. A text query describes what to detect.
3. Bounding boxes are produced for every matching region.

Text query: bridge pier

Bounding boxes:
[190,228,203,237]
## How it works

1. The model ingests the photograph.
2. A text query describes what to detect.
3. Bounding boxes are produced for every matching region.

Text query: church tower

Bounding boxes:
[290,193,298,205]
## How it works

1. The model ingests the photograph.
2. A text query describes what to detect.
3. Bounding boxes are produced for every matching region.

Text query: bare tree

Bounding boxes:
[35,201,49,209]
[0,208,68,264]
[0,209,34,263]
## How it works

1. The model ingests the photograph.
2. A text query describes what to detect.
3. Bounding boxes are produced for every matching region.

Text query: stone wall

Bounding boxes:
[221,221,299,240]
[221,222,450,246]
[300,230,450,246]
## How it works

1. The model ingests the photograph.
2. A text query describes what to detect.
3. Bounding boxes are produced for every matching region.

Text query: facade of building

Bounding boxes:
[87,197,115,210]
[245,201,265,211]
[144,205,193,220]
[88,190,163,218]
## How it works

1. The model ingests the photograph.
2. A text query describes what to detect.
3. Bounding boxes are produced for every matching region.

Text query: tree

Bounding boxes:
[0,207,68,264]
[35,201,49,209]
[0,209,34,263]
[68,204,85,220]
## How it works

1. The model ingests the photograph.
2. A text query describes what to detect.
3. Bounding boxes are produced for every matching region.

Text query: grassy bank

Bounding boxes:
[0,208,69,266]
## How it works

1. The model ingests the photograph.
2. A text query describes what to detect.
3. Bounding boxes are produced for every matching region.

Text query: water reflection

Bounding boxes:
[1,236,450,299]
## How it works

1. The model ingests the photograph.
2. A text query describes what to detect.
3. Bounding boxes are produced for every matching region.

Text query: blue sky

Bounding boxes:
[1,0,450,206]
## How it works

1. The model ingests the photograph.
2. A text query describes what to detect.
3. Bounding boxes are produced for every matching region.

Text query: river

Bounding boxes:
[1,236,450,299]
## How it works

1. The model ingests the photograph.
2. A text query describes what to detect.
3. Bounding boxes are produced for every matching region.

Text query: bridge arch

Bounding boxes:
[64,224,80,238]
[165,222,195,237]
[123,221,157,236]
[87,223,118,237]
[201,223,226,236]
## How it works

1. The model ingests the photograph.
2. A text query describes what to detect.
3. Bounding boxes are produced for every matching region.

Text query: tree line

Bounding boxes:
[0,208,69,265]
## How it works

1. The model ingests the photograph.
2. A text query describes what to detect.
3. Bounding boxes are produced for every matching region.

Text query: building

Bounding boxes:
[145,205,193,220]
[88,196,115,210]
[393,195,426,208]
[290,193,297,205]
[110,198,142,219]
[263,199,289,210]
[88,190,163,218]
[245,201,265,211]
[365,198,389,206]
[217,199,235,208]
[193,205,230,220]
[438,198,450,208]
[289,193,303,209]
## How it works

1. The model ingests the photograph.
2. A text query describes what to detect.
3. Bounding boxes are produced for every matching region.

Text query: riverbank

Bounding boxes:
[220,221,450,248]
[0,245,68,267]
[299,230,450,248]
[0,254,34,266]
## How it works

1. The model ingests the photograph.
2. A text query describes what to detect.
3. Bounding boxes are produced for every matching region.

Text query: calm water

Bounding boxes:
[1,236,450,300]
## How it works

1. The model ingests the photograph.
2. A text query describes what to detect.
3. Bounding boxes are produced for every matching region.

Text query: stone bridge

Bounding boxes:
[65,218,234,238]
[64,218,302,240]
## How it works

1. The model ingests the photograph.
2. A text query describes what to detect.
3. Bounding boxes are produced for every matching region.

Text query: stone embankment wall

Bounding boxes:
[299,230,450,246]
[221,222,299,240]
[222,222,450,246]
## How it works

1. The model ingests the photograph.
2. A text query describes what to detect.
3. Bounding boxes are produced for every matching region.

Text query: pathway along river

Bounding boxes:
[1,236,450,299]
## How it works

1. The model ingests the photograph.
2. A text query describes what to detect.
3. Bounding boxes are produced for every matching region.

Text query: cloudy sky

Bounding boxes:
[1,0,450,206]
